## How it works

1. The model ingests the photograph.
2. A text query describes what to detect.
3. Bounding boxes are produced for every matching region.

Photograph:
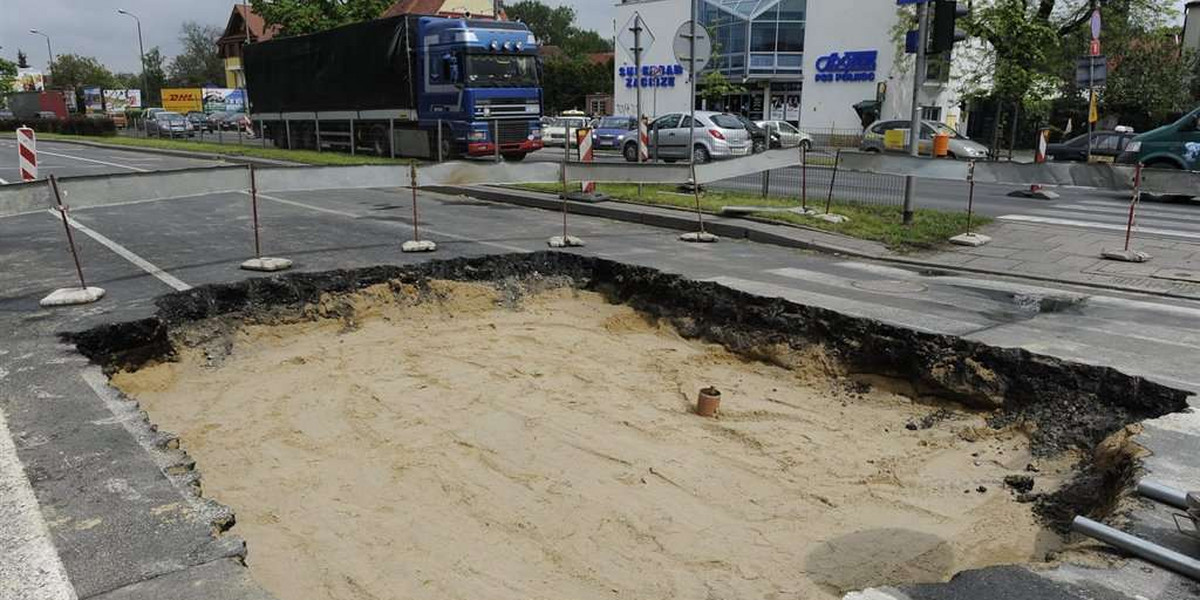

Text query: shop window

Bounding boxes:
[778,0,807,21]
[751,22,777,52]
[776,22,804,52]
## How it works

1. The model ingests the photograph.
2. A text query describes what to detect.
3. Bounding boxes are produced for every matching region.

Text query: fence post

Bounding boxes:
[436,119,442,162]
[825,149,840,214]
[949,161,990,247]
[493,120,501,162]
[260,120,267,148]
[801,143,809,212]
[349,119,356,155]
[316,117,322,152]
[40,175,105,307]
[679,161,718,243]
[239,164,295,272]
[402,163,437,253]
[548,151,585,248]
[285,119,292,150]
[1101,163,1152,263]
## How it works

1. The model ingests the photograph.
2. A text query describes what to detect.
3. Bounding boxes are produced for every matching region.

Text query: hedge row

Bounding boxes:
[1,116,117,136]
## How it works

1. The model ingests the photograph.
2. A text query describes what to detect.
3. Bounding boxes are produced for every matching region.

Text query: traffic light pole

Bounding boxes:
[902,1,930,226]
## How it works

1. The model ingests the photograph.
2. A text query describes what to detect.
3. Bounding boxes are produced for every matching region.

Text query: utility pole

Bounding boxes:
[29,30,54,87]
[688,0,696,167]
[633,13,645,165]
[118,10,148,109]
[902,1,929,225]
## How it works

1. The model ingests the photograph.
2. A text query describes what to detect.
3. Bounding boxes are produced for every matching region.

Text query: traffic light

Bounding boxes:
[929,0,970,54]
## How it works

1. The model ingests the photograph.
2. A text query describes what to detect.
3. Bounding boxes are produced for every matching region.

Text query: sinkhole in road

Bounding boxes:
[68,253,1190,600]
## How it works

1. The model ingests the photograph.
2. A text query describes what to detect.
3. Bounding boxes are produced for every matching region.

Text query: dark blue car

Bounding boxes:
[591,116,637,151]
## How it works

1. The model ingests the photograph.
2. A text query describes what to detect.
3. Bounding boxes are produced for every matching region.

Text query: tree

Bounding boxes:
[698,71,745,106]
[47,54,115,90]
[507,0,577,47]
[144,47,168,106]
[1104,32,1199,125]
[17,50,29,69]
[112,72,143,90]
[508,0,612,53]
[249,0,391,37]
[541,56,612,114]
[168,22,225,86]
[0,58,17,93]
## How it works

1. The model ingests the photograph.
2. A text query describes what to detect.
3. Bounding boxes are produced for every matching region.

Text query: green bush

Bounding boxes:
[0,116,117,136]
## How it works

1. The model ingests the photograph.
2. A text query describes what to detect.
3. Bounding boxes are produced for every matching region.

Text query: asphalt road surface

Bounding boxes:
[1,152,1197,600]
[0,138,225,181]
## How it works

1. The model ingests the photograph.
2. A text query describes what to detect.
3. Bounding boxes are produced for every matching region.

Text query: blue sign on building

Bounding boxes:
[619,64,684,89]
[814,50,878,83]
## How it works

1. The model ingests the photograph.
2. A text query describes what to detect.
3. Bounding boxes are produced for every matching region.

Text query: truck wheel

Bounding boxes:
[623,142,638,162]
[502,153,527,162]
[369,126,390,156]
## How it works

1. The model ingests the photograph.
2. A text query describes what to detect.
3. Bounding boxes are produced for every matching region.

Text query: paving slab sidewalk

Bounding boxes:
[451,185,1200,301]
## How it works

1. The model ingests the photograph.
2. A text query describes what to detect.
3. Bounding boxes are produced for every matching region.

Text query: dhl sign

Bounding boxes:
[162,88,202,113]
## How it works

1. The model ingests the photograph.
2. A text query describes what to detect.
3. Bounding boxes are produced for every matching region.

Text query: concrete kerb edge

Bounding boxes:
[446,184,1200,302]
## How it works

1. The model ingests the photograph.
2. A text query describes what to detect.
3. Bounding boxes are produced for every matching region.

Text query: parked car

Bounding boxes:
[591,115,637,151]
[1117,106,1200,171]
[0,110,14,119]
[143,108,166,120]
[861,119,989,159]
[729,114,769,153]
[1045,130,1137,162]
[756,120,812,150]
[146,111,194,138]
[187,111,212,132]
[622,111,751,164]
[543,115,591,147]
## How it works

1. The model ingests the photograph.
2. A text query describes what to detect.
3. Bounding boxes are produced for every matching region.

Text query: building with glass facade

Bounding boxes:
[613,0,968,131]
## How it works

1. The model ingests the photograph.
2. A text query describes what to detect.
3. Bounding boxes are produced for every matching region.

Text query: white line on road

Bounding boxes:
[0,176,8,184]
[255,192,530,254]
[0,407,79,600]
[998,214,1200,241]
[45,209,192,292]
[36,150,150,173]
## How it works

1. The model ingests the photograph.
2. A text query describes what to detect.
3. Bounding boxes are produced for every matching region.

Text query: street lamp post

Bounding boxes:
[29,29,54,86]
[118,10,149,109]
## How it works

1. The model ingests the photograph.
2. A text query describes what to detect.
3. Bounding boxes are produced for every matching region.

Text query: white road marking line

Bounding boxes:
[256,192,530,254]
[0,176,8,184]
[0,407,79,600]
[1074,199,1200,218]
[1048,203,1200,225]
[36,150,150,173]
[45,209,192,292]
[998,214,1200,240]
[702,275,988,334]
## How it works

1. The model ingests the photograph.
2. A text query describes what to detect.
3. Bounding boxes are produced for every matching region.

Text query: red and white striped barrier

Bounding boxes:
[638,118,649,162]
[1009,129,1059,200]
[17,127,37,182]
[578,128,596,194]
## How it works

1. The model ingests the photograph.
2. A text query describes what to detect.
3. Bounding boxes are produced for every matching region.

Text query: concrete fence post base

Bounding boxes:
[679,231,719,243]
[548,235,585,248]
[40,287,106,308]
[1101,249,1151,263]
[241,257,294,272]
[402,240,437,253]
[949,232,992,247]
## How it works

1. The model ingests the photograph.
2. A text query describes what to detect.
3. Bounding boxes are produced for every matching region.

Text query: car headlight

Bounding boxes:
[617,134,626,141]
[1125,141,1141,153]
[468,130,487,142]
[530,128,541,138]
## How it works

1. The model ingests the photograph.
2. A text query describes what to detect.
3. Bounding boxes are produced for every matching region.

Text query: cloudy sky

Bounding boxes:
[1,0,1191,73]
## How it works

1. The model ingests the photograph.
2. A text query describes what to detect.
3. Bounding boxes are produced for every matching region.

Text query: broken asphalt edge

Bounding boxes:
[437,184,1200,303]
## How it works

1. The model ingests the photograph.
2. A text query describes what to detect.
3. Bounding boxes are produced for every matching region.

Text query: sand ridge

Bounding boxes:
[113,281,1076,600]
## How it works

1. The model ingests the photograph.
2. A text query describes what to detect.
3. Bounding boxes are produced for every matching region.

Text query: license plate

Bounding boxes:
[732,146,749,156]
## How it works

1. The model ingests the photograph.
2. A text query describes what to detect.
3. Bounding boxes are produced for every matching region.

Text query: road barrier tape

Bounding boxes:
[17,127,37,182]
[5,151,1200,221]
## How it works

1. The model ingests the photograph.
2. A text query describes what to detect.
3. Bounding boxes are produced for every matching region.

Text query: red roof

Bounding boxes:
[381,0,505,19]
[219,4,278,44]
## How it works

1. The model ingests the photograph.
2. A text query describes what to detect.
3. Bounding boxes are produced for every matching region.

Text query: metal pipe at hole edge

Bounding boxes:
[1071,516,1200,582]
[1138,480,1190,510]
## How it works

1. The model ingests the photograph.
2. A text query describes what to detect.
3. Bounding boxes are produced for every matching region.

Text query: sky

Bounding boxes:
[0,0,1190,74]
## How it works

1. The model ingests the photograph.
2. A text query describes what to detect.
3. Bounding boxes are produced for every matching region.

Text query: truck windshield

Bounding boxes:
[466,54,538,87]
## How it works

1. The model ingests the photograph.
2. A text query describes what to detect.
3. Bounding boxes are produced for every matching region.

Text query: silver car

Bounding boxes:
[147,111,195,138]
[861,119,989,159]
[756,120,813,150]
[623,111,752,163]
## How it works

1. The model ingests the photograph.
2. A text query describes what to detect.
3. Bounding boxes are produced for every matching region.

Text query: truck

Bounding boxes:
[244,15,544,161]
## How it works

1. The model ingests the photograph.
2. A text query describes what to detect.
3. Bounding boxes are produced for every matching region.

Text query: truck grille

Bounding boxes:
[497,120,528,145]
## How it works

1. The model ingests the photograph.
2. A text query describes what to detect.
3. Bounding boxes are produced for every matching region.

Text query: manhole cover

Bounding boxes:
[850,279,928,294]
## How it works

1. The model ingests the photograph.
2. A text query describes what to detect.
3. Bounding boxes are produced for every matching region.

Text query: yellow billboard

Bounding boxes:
[162,88,202,113]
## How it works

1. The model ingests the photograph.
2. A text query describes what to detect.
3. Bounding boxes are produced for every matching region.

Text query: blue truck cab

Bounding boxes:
[417,17,543,159]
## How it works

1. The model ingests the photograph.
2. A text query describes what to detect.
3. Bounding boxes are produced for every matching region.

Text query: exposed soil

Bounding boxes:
[65,253,1192,600]
[113,282,1076,600]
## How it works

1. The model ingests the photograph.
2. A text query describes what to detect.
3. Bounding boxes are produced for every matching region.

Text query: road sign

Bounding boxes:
[1090,9,1102,40]
[17,127,37,182]
[1076,55,1107,87]
[618,13,654,63]
[673,21,712,73]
